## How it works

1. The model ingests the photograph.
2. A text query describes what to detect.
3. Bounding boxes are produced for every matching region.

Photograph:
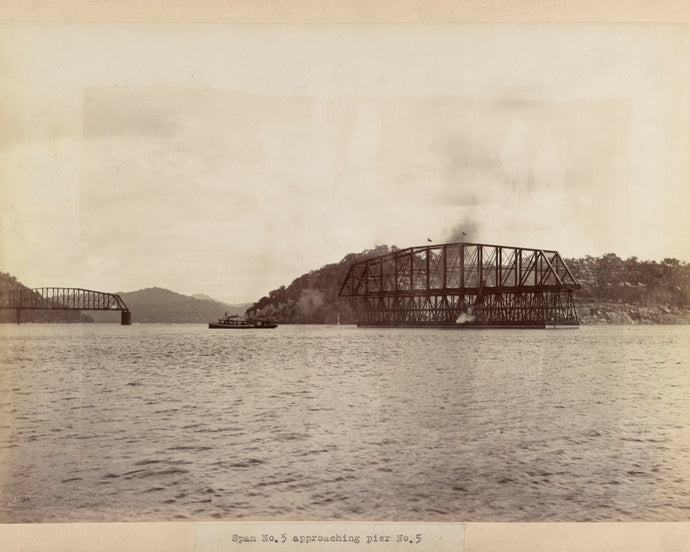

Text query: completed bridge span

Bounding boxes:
[0,287,131,325]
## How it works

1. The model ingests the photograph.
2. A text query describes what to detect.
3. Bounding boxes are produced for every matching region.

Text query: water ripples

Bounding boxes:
[0,324,689,522]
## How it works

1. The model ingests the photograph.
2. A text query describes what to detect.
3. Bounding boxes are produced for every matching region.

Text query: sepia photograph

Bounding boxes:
[0,2,689,550]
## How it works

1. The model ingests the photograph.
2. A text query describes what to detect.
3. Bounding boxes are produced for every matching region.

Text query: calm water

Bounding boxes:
[0,323,689,522]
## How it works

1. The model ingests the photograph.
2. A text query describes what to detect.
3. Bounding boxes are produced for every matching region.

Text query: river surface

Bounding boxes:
[0,323,689,522]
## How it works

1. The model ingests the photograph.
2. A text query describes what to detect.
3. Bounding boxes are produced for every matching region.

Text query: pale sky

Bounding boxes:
[1,23,688,303]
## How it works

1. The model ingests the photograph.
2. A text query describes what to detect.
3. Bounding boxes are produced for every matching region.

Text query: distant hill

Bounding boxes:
[192,293,223,302]
[89,287,251,323]
[246,248,690,325]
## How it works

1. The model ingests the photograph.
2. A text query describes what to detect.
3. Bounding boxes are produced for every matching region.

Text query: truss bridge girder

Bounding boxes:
[0,287,132,324]
[339,242,580,328]
[0,288,129,311]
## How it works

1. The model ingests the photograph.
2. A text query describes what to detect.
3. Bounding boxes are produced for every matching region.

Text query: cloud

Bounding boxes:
[368,98,632,253]
[4,21,688,301]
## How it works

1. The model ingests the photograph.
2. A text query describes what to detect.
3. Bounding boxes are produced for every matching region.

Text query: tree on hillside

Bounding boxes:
[246,245,397,323]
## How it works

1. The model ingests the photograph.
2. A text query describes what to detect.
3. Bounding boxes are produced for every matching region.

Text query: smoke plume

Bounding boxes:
[296,288,325,321]
[446,219,479,244]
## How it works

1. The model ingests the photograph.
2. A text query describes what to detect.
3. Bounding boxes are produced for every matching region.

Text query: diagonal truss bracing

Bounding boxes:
[0,288,129,311]
[339,242,580,328]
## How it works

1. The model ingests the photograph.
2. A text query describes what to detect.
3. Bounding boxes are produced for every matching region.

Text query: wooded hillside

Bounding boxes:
[246,249,690,325]
[567,254,690,324]
[246,245,397,324]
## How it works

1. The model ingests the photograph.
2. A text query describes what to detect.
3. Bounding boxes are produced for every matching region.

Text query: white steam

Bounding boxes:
[455,308,475,324]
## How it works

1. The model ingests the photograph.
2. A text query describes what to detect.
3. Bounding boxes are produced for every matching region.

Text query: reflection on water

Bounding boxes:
[0,324,689,522]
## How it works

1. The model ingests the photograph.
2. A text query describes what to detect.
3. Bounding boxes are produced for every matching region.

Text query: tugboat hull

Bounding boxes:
[208,322,277,329]
[208,314,278,329]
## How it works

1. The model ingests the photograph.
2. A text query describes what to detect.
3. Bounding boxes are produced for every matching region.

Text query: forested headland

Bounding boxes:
[246,248,690,325]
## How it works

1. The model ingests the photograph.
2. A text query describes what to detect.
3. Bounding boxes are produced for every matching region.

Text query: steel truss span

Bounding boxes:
[0,287,131,324]
[339,242,580,328]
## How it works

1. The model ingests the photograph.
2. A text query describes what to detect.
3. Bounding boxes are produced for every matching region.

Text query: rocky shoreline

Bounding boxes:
[576,301,690,325]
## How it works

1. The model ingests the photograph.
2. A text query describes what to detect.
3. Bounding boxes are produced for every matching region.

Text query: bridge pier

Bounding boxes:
[121,310,132,325]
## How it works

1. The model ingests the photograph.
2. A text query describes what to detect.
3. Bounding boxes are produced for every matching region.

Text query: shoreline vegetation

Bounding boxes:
[2,249,689,325]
